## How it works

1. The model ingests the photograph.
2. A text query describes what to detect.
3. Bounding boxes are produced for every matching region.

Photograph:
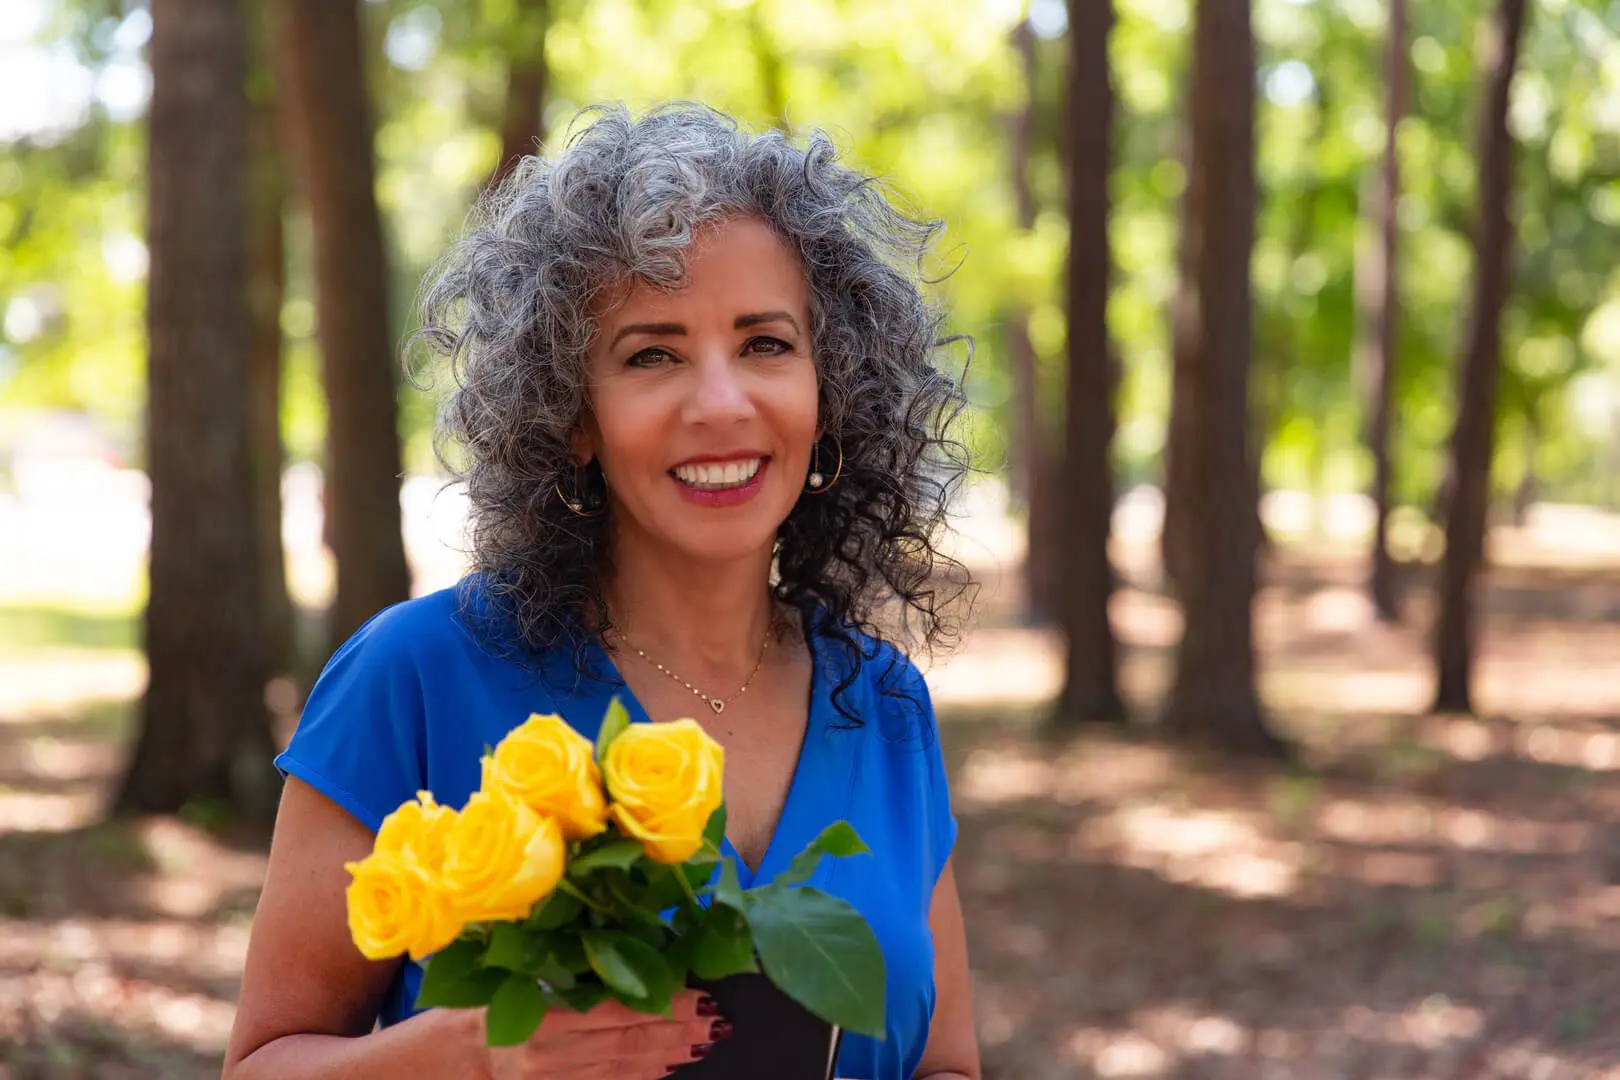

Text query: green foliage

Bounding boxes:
[416,809,885,1046]
[3,0,1617,507]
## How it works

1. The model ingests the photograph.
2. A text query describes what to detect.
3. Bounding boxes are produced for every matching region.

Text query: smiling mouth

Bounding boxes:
[671,457,765,490]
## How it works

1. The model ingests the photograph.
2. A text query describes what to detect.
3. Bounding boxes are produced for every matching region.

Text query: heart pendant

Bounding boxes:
[709,699,725,715]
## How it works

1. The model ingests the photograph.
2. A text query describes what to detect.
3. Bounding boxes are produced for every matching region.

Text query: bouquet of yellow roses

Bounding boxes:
[343,699,885,1049]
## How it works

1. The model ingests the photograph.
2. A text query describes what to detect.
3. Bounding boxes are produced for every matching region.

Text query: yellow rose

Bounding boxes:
[602,718,725,864]
[441,789,566,923]
[375,791,457,871]
[482,713,609,841]
[344,852,461,962]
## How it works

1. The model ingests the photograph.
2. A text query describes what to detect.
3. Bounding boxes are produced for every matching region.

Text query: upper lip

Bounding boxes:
[670,451,770,468]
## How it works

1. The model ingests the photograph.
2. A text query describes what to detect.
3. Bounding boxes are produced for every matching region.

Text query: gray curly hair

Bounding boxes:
[410,102,973,709]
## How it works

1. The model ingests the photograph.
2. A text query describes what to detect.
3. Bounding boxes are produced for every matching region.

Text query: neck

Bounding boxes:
[603,534,778,685]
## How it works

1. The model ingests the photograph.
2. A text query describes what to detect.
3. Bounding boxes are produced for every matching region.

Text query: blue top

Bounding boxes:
[274,582,957,1080]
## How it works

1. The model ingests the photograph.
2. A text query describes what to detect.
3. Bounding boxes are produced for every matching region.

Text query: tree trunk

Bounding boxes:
[248,0,294,678]
[487,0,549,192]
[1160,112,1199,596]
[276,0,412,650]
[1432,0,1529,714]
[1052,0,1124,726]
[117,0,278,821]
[1007,16,1057,625]
[1512,401,1538,526]
[1357,0,1408,622]
[1161,0,1290,759]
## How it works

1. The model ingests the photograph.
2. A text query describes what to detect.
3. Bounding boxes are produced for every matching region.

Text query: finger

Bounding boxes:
[666,989,720,1022]
[544,1019,724,1066]
[545,998,686,1033]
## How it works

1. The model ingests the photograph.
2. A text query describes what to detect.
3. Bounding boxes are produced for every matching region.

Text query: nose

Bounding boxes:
[682,352,755,426]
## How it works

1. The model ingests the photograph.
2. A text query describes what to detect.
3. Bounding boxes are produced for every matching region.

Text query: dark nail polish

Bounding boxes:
[696,994,721,1017]
[691,1042,716,1059]
[710,1019,734,1041]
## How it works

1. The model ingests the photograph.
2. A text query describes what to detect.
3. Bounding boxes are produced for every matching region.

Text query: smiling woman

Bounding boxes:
[224,102,980,1080]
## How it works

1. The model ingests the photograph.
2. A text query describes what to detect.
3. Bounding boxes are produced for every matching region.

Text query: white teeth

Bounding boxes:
[673,458,762,489]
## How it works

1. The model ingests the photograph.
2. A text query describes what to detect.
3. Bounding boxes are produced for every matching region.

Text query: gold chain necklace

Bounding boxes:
[616,630,770,716]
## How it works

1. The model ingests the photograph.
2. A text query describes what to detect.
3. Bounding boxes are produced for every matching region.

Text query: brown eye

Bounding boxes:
[744,336,791,356]
[627,347,675,368]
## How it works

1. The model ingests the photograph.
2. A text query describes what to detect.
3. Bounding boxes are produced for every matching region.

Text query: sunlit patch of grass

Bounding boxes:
[0,601,140,655]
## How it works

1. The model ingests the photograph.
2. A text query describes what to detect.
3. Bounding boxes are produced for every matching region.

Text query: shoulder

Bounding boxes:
[823,627,936,748]
[324,578,528,679]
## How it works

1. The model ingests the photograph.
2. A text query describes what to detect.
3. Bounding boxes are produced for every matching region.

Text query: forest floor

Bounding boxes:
[5,513,1620,1078]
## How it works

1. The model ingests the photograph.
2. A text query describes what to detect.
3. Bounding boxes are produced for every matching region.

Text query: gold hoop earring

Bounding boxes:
[805,439,843,494]
[554,461,605,517]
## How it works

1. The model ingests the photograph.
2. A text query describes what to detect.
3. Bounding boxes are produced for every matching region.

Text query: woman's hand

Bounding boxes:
[486,989,731,1079]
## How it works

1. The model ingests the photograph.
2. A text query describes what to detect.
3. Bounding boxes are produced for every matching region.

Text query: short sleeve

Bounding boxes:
[273,605,429,834]
[875,646,958,893]
[914,673,958,892]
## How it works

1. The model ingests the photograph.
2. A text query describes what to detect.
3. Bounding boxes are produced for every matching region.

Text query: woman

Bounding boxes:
[223,103,979,1080]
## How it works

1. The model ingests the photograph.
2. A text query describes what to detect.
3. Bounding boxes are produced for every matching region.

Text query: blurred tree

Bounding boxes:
[1007,15,1057,626]
[486,0,550,190]
[116,0,278,819]
[276,0,412,650]
[1432,0,1530,714]
[247,0,294,679]
[1162,0,1289,758]
[1053,0,1124,727]
[1357,0,1408,622]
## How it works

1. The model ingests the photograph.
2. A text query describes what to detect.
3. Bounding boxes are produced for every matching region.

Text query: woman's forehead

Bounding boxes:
[594,218,809,328]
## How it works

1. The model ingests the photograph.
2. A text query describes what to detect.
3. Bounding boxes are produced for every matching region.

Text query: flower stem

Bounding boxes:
[558,878,609,915]
[674,868,701,911]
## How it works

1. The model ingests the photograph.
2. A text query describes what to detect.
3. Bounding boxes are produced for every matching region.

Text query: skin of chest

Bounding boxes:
[611,642,814,874]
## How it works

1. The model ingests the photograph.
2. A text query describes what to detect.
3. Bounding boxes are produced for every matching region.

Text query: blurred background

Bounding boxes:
[3,0,1620,1076]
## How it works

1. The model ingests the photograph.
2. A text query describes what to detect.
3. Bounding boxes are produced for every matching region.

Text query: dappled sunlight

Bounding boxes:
[0,789,103,832]
[956,739,1176,809]
[1080,804,1304,900]
[0,651,145,722]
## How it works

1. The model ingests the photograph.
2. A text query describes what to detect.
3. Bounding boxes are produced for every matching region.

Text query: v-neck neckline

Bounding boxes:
[582,627,831,891]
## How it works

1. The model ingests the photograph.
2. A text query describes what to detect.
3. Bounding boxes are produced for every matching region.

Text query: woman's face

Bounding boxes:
[580,216,820,567]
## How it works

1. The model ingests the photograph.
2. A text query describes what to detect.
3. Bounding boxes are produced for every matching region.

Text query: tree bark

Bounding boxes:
[1052,0,1124,726]
[1432,0,1529,714]
[248,0,294,678]
[487,0,549,192]
[1007,16,1058,626]
[1160,112,1199,596]
[276,0,412,650]
[1357,0,1408,622]
[1161,0,1289,758]
[117,0,278,821]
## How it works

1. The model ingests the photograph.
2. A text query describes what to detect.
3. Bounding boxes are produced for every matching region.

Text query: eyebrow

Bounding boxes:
[609,311,802,349]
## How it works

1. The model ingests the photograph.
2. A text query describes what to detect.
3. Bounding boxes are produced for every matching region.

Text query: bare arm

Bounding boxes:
[222,775,491,1080]
[912,858,980,1080]
[224,777,723,1080]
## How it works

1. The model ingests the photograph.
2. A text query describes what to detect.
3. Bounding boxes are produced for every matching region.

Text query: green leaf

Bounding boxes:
[551,980,611,1012]
[527,889,584,931]
[417,938,508,1008]
[711,856,746,914]
[570,838,648,875]
[580,931,648,998]
[703,803,727,852]
[596,696,630,762]
[582,930,677,1015]
[774,821,870,889]
[745,884,887,1038]
[485,973,549,1047]
[483,923,530,972]
[685,904,759,981]
[606,880,670,927]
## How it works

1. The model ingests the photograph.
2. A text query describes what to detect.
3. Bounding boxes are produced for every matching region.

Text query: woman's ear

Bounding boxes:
[570,423,596,467]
